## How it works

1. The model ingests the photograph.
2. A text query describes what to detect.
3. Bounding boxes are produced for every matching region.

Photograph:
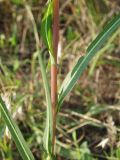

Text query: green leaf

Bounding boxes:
[40,1,54,153]
[41,1,55,64]
[0,96,35,160]
[37,51,53,156]
[25,3,53,155]
[58,13,120,110]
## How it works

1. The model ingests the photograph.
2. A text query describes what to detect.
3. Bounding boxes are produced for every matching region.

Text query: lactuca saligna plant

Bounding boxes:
[0,1,120,160]
[41,0,59,155]
[41,0,120,157]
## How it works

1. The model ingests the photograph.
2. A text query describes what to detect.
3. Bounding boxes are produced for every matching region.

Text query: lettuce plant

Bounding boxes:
[0,0,120,159]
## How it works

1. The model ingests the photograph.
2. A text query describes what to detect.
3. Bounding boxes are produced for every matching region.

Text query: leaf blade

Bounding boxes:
[58,13,120,110]
[0,96,35,160]
[38,51,53,155]
[41,1,55,64]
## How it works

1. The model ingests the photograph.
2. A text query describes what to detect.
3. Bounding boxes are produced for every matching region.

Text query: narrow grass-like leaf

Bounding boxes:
[58,13,120,110]
[37,51,53,155]
[41,0,55,64]
[0,96,35,160]
[25,4,53,155]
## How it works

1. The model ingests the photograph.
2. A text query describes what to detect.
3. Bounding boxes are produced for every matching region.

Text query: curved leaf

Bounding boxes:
[41,0,55,64]
[58,13,120,110]
[0,96,35,160]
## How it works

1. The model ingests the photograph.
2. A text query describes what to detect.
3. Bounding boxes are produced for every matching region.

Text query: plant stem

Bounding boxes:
[51,0,59,154]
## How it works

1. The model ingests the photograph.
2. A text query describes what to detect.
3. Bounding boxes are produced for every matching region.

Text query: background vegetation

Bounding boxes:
[0,0,120,159]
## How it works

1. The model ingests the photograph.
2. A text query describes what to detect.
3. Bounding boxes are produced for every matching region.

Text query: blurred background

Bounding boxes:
[0,0,120,159]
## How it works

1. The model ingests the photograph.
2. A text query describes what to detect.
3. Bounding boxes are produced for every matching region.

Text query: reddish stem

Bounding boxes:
[51,0,59,154]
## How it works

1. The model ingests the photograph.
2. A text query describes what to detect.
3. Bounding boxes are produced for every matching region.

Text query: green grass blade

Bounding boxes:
[0,96,35,160]
[37,51,53,155]
[58,13,120,110]
[25,4,53,155]
[41,0,55,64]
